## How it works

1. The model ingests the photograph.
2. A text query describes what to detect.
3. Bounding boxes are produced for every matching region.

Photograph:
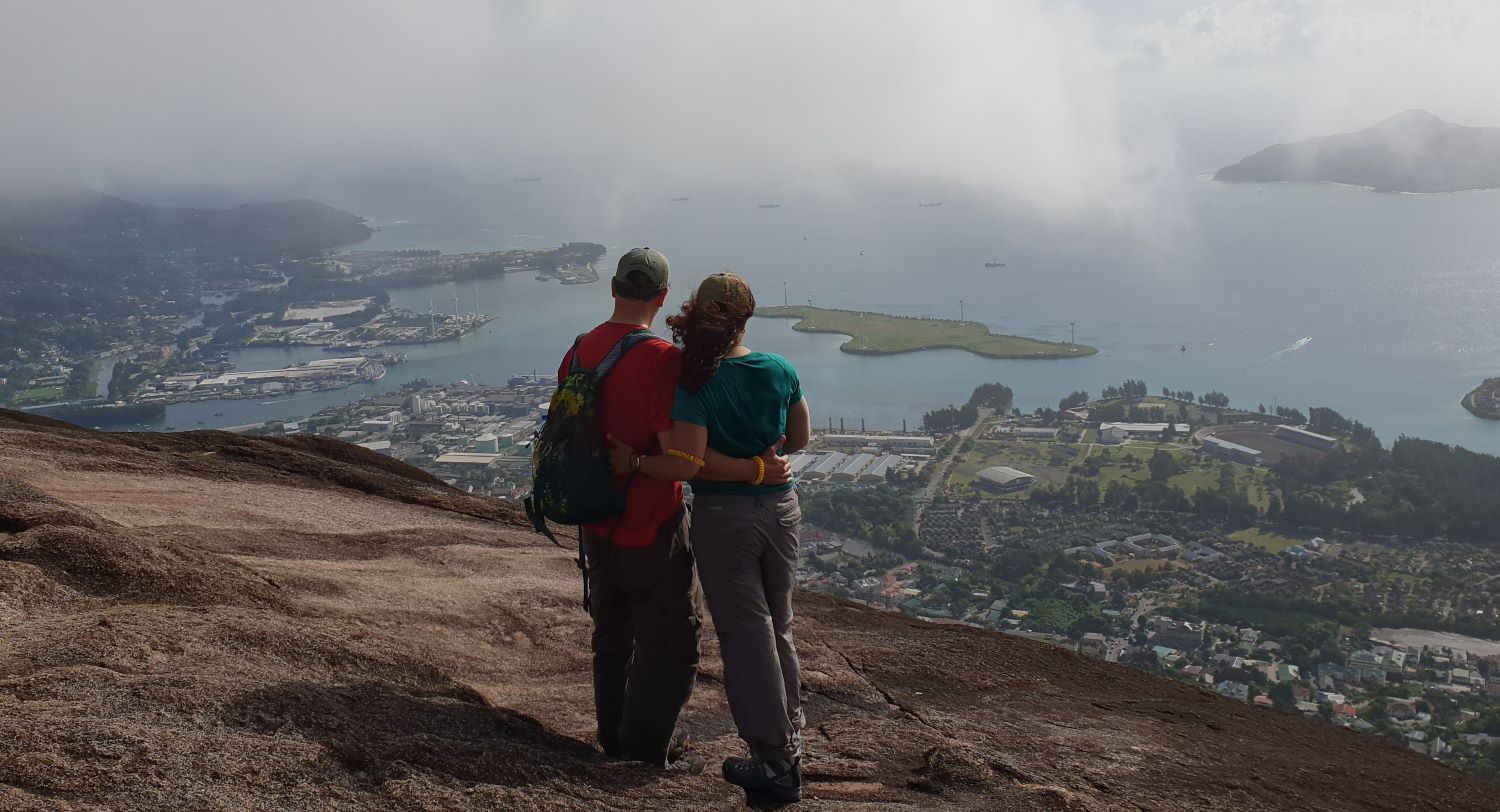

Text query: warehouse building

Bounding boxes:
[806,452,848,479]
[1098,422,1179,438]
[1201,435,1263,466]
[974,466,1036,493]
[1276,425,1339,451]
[863,454,903,481]
[833,453,875,482]
[822,434,935,450]
[1000,426,1059,440]
[788,452,820,475]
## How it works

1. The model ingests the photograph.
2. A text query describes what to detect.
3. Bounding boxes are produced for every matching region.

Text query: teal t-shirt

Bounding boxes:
[670,351,802,495]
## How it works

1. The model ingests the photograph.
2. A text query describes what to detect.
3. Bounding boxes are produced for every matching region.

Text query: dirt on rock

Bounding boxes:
[2,409,1498,811]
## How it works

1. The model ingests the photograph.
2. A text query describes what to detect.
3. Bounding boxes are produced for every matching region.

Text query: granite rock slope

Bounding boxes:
[3,409,1498,811]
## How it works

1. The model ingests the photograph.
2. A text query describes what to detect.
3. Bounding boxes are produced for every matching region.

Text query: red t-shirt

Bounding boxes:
[558,321,683,548]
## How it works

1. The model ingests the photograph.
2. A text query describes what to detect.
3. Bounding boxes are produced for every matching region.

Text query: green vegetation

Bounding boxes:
[1229,527,1305,553]
[1272,413,1500,541]
[755,305,1096,359]
[1021,598,1097,633]
[922,382,1013,431]
[12,386,64,405]
[802,486,918,555]
[1462,377,1500,420]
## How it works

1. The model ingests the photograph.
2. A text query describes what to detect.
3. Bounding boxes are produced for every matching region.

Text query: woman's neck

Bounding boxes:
[725,344,752,358]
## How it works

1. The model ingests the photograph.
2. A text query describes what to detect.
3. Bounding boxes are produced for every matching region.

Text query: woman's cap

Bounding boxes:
[615,247,670,290]
[695,271,755,311]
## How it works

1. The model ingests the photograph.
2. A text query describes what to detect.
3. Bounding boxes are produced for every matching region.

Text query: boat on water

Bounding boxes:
[984,261,1007,268]
[917,201,945,207]
[758,203,781,209]
[669,196,690,202]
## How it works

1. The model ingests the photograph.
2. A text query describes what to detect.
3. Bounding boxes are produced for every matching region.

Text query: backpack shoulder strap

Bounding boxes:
[594,329,660,382]
[565,334,587,374]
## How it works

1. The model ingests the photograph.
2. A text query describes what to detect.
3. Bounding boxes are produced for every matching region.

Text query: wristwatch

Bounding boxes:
[630,453,642,473]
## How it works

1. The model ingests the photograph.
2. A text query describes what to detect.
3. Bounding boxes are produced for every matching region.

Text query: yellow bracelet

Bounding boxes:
[749,455,766,486]
[667,448,706,468]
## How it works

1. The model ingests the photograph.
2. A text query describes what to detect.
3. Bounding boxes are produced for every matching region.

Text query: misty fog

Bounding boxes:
[3,0,1499,225]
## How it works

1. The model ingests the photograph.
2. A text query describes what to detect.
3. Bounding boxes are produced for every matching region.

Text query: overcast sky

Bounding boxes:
[3,1,1498,222]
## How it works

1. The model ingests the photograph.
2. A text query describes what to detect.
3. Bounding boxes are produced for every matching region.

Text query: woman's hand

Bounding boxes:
[760,436,792,486]
[605,435,636,477]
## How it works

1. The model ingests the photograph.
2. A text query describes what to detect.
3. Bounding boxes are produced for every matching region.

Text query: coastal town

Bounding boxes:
[2,241,603,422]
[214,373,1500,781]
[335,244,604,287]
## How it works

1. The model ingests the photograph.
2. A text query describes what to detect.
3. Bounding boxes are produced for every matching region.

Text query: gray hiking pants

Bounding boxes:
[691,489,805,762]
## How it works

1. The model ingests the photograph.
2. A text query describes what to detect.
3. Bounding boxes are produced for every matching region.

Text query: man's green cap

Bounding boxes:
[615,247,670,290]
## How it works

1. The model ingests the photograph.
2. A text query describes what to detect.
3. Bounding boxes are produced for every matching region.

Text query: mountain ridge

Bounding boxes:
[1214,110,1500,193]
[2,409,1498,810]
[0,186,371,261]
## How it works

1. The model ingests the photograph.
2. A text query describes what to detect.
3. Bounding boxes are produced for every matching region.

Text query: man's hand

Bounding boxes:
[759,435,792,486]
[605,435,635,477]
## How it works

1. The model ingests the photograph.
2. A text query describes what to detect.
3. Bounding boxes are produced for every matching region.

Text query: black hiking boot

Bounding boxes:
[722,754,800,806]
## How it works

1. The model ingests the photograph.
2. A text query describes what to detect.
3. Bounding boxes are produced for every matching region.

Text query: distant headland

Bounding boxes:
[1213,110,1500,193]
[1462,378,1500,421]
[754,305,1096,359]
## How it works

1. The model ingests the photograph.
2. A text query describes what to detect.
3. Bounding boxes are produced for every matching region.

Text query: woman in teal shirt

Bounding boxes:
[611,272,811,804]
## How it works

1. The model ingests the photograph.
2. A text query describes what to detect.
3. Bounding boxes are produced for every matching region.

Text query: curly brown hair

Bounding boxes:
[667,272,756,394]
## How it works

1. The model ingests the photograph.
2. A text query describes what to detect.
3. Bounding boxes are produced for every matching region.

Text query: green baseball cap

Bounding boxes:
[615,247,670,290]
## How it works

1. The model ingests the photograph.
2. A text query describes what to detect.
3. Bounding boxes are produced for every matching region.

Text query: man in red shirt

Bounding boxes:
[555,247,699,767]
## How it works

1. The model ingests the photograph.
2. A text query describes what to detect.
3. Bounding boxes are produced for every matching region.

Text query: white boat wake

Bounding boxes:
[1261,336,1312,361]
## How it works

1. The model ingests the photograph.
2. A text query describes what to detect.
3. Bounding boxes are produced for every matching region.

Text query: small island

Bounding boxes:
[1462,377,1500,420]
[754,306,1096,359]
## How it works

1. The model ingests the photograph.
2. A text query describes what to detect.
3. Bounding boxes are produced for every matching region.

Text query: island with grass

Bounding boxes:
[754,305,1096,359]
[1462,377,1500,420]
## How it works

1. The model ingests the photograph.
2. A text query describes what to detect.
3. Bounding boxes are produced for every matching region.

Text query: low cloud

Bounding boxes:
[0,1,1159,225]
[1109,1,1500,166]
[2,1,1496,226]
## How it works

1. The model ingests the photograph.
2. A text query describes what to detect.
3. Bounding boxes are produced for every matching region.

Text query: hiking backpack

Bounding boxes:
[524,328,655,551]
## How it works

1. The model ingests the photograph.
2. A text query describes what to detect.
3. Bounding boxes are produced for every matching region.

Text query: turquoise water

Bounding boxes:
[155,178,1500,453]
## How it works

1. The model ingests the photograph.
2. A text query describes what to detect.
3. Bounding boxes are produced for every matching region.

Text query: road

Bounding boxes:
[913,407,993,537]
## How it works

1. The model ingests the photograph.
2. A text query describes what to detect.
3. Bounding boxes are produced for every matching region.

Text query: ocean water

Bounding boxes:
[155,178,1500,453]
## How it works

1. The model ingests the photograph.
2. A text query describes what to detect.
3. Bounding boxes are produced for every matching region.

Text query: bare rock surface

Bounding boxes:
[3,409,1498,810]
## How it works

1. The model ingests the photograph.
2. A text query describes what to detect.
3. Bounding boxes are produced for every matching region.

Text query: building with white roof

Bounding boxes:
[1099,422,1178,438]
[1276,425,1339,451]
[806,452,847,478]
[1201,435,1263,465]
[833,453,875,482]
[863,454,902,481]
[974,466,1036,493]
[823,434,935,450]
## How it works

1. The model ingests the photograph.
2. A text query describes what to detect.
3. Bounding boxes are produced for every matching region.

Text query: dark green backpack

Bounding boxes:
[524,328,655,554]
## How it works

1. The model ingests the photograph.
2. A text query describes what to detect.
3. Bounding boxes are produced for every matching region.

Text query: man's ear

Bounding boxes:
[653,289,669,307]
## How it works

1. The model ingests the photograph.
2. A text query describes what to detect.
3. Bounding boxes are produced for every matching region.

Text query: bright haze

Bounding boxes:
[3,0,1499,224]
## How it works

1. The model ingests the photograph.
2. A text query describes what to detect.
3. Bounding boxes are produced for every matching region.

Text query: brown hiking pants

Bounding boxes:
[583,504,701,766]
[691,490,805,762]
